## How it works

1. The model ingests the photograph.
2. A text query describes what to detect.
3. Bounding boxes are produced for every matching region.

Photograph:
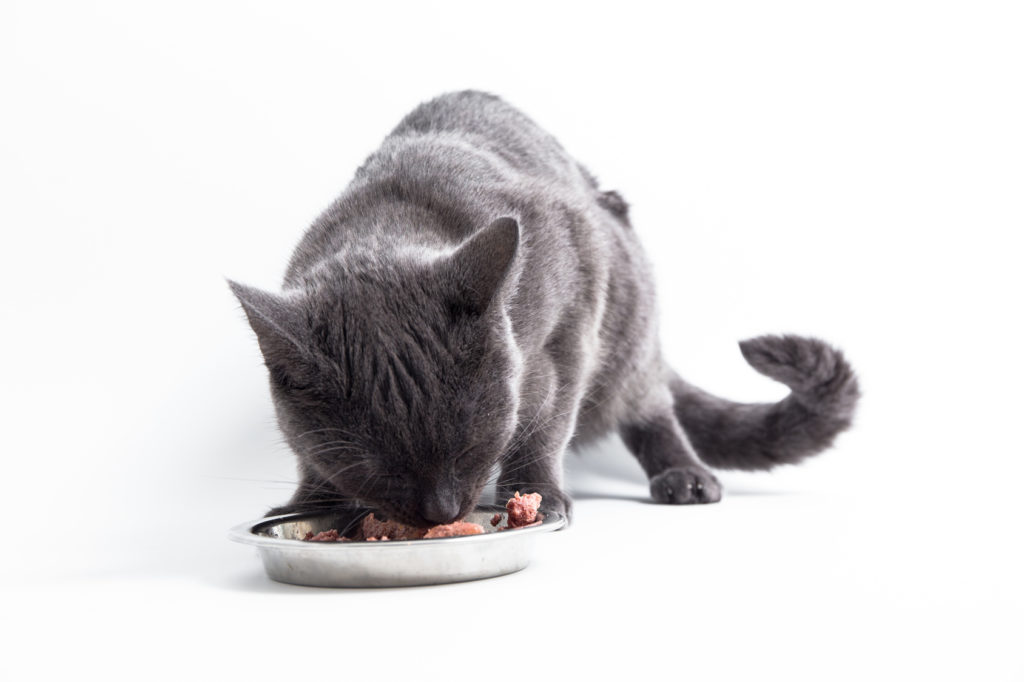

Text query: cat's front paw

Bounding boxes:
[649,466,722,505]
[537,488,572,520]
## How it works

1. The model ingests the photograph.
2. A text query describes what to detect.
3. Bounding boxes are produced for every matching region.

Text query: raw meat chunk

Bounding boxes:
[423,521,485,538]
[505,491,542,527]
[302,529,348,542]
[299,492,545,542]
[359,513,427,540]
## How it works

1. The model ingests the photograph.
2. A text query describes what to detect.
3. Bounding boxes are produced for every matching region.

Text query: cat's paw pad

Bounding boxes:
[649,466,722,505]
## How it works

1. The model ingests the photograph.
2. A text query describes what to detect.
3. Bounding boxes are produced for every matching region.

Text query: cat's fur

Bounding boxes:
[230,91,859,525]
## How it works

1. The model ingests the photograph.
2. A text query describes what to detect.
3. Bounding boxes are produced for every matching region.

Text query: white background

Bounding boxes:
[3,1,1022,679]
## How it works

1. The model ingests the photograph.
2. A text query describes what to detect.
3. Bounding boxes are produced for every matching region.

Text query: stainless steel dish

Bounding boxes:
[229,506,568,588]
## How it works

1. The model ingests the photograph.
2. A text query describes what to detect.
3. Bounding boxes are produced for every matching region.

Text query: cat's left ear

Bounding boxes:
[445,217,520,315]
[227,280,308,358]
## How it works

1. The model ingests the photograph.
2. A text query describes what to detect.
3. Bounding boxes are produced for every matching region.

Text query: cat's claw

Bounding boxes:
[649,466,722,505]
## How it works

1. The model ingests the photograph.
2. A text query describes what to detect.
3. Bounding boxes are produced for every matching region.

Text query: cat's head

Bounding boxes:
[230,217,522,526]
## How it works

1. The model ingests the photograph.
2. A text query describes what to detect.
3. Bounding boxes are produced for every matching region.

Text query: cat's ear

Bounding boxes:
[445,217,520,315]
[227,280,308,359]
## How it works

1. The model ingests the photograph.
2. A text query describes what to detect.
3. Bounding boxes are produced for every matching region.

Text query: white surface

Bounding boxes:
[2,1,1022,680]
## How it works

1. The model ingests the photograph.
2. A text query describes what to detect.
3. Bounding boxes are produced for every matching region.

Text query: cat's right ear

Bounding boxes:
[227,280,308,359]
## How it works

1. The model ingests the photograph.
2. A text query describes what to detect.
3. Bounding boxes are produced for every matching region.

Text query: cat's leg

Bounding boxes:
[497,409,576,517]
[497,363,578,517]
[619,385,723,505]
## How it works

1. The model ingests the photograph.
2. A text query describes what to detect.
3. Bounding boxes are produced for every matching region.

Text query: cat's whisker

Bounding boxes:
[504,378,574,455]
[292,426,352,441]
[293,461,367,502]
[504,401,579,460]
[305,435,361,451]
[306,443,362,456]
[203,476,302,485]
[497,455,558,479]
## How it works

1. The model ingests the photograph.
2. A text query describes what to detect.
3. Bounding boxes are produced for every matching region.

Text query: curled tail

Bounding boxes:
[671,335,860,471]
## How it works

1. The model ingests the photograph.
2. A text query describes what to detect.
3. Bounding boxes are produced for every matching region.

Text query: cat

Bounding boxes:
[229,90,859,525]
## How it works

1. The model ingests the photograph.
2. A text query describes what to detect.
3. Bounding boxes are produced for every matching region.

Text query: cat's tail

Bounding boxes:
[669,335,859,471]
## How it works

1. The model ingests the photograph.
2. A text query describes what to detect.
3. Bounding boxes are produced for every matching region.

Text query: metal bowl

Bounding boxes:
[229,506,568,588]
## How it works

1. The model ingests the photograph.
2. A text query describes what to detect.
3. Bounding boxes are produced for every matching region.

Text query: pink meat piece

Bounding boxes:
[301,494,547,543]
[423,521,485,538]
[359,513,427,540]
[505,491,542,527]
[303,529,349,542]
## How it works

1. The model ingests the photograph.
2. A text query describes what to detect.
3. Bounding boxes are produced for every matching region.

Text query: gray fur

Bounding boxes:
[229,91,859,524]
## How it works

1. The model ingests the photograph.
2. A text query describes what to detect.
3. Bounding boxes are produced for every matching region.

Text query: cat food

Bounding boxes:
[305,513,483,542]
[505,491,542,527]
[299,492,543,542]
[363,514,483,540]
[360,513,428,540]
[423,521,485,538]
[303,529,349,542]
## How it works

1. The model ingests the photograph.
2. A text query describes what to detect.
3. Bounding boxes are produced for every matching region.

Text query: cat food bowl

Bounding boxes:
[229,506,567,588]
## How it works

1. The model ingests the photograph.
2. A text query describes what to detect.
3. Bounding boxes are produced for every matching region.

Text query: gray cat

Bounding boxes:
[229,90,859,524]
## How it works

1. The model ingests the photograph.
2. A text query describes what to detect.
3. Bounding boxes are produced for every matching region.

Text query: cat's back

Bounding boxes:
[387,90,582,185]
[284,92,600,285]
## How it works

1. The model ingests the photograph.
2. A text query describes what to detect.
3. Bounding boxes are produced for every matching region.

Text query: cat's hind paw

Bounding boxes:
[649,466,722,505]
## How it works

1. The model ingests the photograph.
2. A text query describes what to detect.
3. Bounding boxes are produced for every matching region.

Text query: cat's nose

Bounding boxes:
[419,492,462,525]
